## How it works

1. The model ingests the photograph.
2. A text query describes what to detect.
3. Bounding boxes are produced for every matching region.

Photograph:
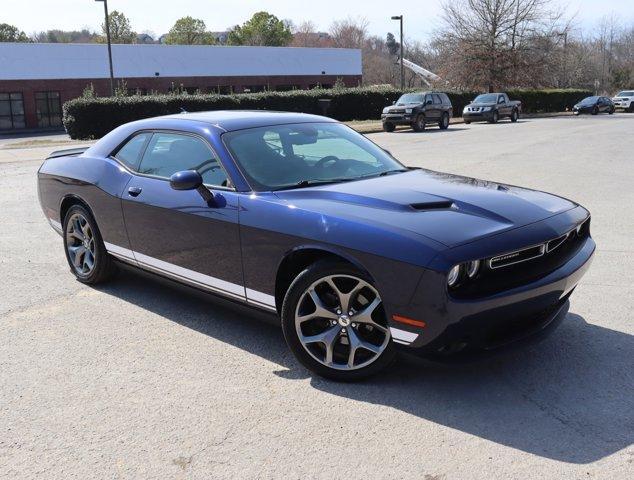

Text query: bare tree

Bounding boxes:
[437,0,567,91]
[329,17,369,49]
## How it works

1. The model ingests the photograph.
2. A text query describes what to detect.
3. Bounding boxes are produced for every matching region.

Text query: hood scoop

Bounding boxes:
[410,200,454,211]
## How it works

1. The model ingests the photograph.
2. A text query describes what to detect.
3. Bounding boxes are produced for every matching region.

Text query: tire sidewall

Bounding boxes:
[440,113,449,129]
[280,260,396,381]
[412,114,426,132]
[62,204,112,284]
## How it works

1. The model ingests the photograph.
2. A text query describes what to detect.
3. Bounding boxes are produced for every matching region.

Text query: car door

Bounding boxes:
[120,130,245,301]
[425,94,438,121]
[432,94,444,120]
[497,95,509,116]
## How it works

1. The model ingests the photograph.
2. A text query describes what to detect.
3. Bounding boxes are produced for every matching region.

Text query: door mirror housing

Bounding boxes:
[426,99,433,105]
[170,170,219,207]
[170,170,202,190]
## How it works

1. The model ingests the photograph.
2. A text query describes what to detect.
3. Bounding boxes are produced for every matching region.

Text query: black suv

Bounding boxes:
[381,91,453,132]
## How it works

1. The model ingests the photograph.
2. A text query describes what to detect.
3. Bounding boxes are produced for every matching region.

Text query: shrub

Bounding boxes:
[62,87,593,139]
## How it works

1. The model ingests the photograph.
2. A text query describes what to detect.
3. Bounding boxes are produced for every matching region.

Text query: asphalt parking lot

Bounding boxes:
[1,115,632,479]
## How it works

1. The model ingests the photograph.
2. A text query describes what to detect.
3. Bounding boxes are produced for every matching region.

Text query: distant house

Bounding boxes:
[0,43,362,131]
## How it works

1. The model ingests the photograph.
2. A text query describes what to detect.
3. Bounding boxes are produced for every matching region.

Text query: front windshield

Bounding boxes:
[223,123,406,191]
[580,96,599,104]
[473,94,497,103]
[616,91,634,97]
[396,93,424,104]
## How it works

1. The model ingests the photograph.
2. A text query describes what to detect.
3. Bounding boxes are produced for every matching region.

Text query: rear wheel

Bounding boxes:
[281,261,396,381]
[439,112,450,130]
[412,114,426,132]
[510,109,519,122]
[464,120,471,124]
[382,122,395,132]
[63,204,116,284]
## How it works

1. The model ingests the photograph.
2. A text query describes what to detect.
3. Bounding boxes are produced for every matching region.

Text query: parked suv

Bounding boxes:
[381,92,453,132]
[611,90,634,112]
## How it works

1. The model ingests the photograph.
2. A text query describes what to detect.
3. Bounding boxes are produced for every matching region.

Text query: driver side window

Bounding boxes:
[138,132,229,187]
[498,96,505,104]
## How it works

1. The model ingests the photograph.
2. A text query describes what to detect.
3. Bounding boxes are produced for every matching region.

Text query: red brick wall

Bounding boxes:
[0,75,362,130]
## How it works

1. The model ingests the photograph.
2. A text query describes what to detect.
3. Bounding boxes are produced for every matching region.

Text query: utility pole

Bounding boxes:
[391,15,404,90]
[95,0,115,96]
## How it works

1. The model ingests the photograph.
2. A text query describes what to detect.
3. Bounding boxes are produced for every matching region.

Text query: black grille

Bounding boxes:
[452,218,590,299]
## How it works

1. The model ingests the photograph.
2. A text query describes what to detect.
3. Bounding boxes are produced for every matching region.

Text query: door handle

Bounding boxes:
[127,186,142,197]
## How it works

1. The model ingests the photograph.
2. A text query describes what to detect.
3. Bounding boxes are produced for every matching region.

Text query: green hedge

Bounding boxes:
[63,87,593,139]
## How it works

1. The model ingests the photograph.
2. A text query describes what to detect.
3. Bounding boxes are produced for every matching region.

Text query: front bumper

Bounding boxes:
[463,110,494,122]
[572,106,594,114]
[388,208,595,356]
[381,113,414,125]
[612,100,631,109]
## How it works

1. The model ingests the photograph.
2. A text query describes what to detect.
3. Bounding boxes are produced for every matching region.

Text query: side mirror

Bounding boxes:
[170,170,219,207]
[426,99,432,105]
[392,101,396,105]
[170,170,202,190]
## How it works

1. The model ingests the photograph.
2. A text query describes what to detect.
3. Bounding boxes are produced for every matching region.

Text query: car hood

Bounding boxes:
[385,103,421,111]
[273,169,576,248]
[466,102,496,108]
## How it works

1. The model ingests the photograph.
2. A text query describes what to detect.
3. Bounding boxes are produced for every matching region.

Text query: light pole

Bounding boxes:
[95,0,114,96]
[556,31,568,88]
[391,15,404,90]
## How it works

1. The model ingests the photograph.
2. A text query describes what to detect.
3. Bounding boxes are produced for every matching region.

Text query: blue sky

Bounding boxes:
[4,0,634,41]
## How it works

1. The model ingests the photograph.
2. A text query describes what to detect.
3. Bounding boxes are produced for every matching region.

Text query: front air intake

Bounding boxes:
[489,244,545,269]
[410,201,454,211]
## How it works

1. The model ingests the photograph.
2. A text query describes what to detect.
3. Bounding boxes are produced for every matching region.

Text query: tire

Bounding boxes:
[281,260,396,381]
[510,109,519,122]
[629,103,634,113]
[62,204,116,284]
[488,111,499,124]
[439,112,450,130]
[609,107,614,114]
[592,106,599,115]
[382,122,395,132]
[412,114,426,132]
[464,120,471,124]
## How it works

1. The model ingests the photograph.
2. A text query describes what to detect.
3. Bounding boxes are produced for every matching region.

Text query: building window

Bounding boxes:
[275,85,300,92]
[127,87,147,96]
[0,92,26,129]
[36,91,62,128]
[209,86,232,95]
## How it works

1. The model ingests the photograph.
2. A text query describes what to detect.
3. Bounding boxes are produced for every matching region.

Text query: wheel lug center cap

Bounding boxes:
[338,314,351,327]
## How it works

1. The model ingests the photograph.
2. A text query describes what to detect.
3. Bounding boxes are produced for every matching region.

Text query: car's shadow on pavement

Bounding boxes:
[96,267,634,465]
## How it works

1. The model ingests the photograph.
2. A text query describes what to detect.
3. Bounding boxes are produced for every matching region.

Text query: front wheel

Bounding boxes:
[439,112,450,130]
[281,261,396,381]
[592,106,599,115]
[63,204,116,284]
[488,111,499,123]
[412,114,426,132]
[382,122,395,132]
[510,109,519,122]
[609,107,615,114]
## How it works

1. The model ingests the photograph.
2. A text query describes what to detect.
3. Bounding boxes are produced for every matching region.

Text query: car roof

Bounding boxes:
[162,110,338,132]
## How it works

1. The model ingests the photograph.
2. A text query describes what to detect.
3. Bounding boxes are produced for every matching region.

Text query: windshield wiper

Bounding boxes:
[275,178,355,191]
[377,168,409,177]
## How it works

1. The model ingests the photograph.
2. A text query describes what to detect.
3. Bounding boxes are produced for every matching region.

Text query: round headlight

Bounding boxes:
[447,265,461,287]
[466,260,480,278]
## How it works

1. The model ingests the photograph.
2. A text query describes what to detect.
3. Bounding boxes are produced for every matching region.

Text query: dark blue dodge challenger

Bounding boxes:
[38,111,594,380]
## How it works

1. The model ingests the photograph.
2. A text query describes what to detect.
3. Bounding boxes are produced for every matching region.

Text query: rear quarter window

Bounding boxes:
[114,133,151,170]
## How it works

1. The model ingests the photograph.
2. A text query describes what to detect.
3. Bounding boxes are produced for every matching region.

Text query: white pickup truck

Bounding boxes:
[611,90,634,112]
